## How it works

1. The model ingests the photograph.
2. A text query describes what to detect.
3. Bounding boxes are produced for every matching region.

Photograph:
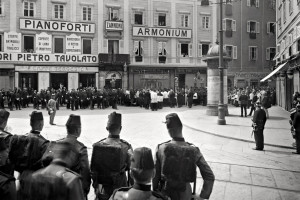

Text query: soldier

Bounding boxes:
[187,89,194,108]
[153,113,215,200]
[292,103,300,154]
[47,95,57,125]
[109,147,167,200]
[0,91,4,109]
[252,102,267,151]
[25,142,85,200]
[91,112,133,200]
[9,111,49,200]
[15,90,22,110]
[43,114,91,198]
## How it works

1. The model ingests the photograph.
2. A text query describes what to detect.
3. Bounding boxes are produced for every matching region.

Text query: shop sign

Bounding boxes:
[235,73,268,78]
[133,27,192,38]
[66,34,81,54]
[20,18,95,34]
[4,32,22,53]
[15,66,99,72]
[0,52,98,63]
[105,21,123,31]
[142,74,169,79]
[36,32,52,54]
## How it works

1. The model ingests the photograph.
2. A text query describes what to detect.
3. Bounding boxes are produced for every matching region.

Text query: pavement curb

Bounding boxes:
[183,123,296,150]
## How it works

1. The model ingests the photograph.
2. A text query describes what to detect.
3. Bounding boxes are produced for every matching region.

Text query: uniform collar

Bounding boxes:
[172,137,185,142]
[108,135,120,139]
[133,183,151,191]
[52,159,68,168]
[30,130,41,134]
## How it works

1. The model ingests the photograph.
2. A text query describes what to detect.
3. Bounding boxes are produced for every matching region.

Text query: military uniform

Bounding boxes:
[252,103,267,150]
[293,104,300,154]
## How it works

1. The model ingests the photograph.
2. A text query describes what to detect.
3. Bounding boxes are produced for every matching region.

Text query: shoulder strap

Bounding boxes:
[151,191,169,200]
[120,139,131,148]
[157,140,171,150]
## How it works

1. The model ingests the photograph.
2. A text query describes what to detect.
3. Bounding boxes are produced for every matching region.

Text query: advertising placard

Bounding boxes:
[66,34,81,54]
[4,32,22,53]
[36,32,52,54]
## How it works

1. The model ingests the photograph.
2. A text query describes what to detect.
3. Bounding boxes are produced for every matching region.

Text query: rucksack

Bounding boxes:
[161,144,196,183]
[91,142,124,185]
[9,135,44,172]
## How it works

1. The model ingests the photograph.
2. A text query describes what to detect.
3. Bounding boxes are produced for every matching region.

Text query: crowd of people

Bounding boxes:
[0,109,215,200]
[0,87,208,112]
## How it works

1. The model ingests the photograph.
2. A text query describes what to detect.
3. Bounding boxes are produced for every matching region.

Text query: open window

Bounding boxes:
[134,41,143,62]
[23,35,35,53]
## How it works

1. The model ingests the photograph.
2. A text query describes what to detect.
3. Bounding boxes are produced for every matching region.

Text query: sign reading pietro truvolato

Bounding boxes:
[20,19,95,34]
[133,27,192,38]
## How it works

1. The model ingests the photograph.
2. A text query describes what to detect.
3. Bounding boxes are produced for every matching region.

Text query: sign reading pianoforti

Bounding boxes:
[133,27,192,38]
[20,19,95,34]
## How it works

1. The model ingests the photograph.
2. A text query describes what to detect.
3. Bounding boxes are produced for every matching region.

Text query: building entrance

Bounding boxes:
[50,73,68,90]
[79,74,95,88]
[20,73,38,90]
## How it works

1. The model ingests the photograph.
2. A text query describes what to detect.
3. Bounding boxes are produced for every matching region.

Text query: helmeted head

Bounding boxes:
[130,147,155,184]
[163,113,183,138]
[0,109,10,130]
[30,111,44,131]
[106,112,122,134]
[66,114,81,137]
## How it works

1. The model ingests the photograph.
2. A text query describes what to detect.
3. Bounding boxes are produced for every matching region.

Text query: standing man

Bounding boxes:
[153,113,215,200]
[239,90,248,117]
[252,102,267,151]
[47,95,57,125]
[109,147,167,200]
[91,112,133,200]
[292,103,300,154]
[248,90,258,116]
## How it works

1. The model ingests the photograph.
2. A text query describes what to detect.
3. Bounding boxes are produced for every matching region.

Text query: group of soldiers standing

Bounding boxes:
[0,108,215,200]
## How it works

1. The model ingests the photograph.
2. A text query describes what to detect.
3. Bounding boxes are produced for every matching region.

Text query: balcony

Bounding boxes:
[135,56,143,62]
[225,29,233,37]
[99,53,130,66]
[225,4,232,16]
[249,32,257,39]
[201,0,209,6]
[159,56,166,63]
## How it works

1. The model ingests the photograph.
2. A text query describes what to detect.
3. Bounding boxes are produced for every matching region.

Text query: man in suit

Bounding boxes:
[47,95,57,125]
[293,103,300,154]
[153,113,215,200]
[252,102,267,151]
[91,112,133,200]
[109,147,167,200]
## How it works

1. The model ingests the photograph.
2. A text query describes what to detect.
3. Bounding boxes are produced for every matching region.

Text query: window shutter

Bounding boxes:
[256,22,260,33]
[267,22,270,34]
[233,46,237,59]
[188,15,191,28]
[223,19,226,31]
[247,0,250,6]
[266,48,270,60]
[247,21,250,32]
[293,43,297,54]
[188,43,193,57]
[166,12,170,26]
[119,40,124,54]
[163,42,167,54]
[140,41,144,55]
[158,42,162,54]
[142,11,146,25]
[181,15,184,27]
[131,10,135,24]
[108,8,112,20]
[154,13,159,26]
[177,43,181,57]
[198,44,202,57]
[297,25,300,39]
[103,39,108,53]
[249,47,251,61]
[232,20,236,31]
[133,41,139,53]
[256,0,259,7]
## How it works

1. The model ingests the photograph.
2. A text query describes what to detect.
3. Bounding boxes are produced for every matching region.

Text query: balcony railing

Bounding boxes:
[225,29,233,37]
[99,53,130,65]
[249,32,257,39]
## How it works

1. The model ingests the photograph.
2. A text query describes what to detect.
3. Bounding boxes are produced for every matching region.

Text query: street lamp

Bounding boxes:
[218,0,226,125]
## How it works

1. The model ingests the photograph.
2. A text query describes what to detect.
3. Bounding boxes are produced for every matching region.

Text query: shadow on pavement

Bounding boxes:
[265,150,293,156]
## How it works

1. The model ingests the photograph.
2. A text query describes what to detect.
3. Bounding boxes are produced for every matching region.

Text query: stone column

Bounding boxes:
[123,72,128,90]
[38,72,49,91]
[99,71,106,89]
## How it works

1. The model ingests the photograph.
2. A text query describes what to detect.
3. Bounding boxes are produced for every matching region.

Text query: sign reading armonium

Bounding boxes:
[36,32,52,54]
[20,18,95,34]
[133,27,192,38]
[66,34,81,54]
[4,32,22,53]
[105,21,123,31]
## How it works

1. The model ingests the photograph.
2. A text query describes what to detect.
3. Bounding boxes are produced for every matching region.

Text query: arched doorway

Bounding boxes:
[105,72,122,89]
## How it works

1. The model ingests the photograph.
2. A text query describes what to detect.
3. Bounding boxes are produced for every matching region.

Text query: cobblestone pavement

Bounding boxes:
[5,104,300,200]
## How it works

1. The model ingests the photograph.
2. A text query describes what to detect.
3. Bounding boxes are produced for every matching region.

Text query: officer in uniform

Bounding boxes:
[292,103,300,154]
[91,112,133,200]
[252,102,267,151]
[26,142,85,200]
[153,113,215,200]
[109,147,167,200]
[9,111,49,200]
[43,114,91,198]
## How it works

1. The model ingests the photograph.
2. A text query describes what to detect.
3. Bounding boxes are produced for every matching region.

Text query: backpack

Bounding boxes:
[8,135,44,172]
[91,142,124,185]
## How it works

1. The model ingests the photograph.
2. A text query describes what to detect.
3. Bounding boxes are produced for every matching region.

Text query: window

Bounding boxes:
[158,42,167,63]
[289,0,293,15]
[278,18,282,30]
[269,0,276,9]
[134,11,143,25]
[181,15,189,28]
[266,47,276,60]
[24,1,35,17]
[223,19,236,31]
[134,41,143,62]
[283,1,286,23]
[267,22,275,34]
[249,46,257,61]
[247,0,259,7]
[83,7,92,21]
[54,37,64,53]
[247,21,260,33]
[225,45,237,59]
[158,13,166,26]
[226,0,232,4]
[108,40,119,54]
[54,4,64,19]
[198,44,210,57]
[0,34,2,52]
[202,16,210,29]
[0,0,2,15]
[82,39,91,54]
[23,35,34,53]
[109,7,119,20]
[177,43,192,57]
[297,40,300,52]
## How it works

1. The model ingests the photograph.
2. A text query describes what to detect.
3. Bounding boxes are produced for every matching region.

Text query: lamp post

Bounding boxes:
[218,0,226,125]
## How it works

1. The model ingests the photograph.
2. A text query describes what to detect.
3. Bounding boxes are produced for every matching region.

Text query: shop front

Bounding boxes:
[233,72,271,88]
